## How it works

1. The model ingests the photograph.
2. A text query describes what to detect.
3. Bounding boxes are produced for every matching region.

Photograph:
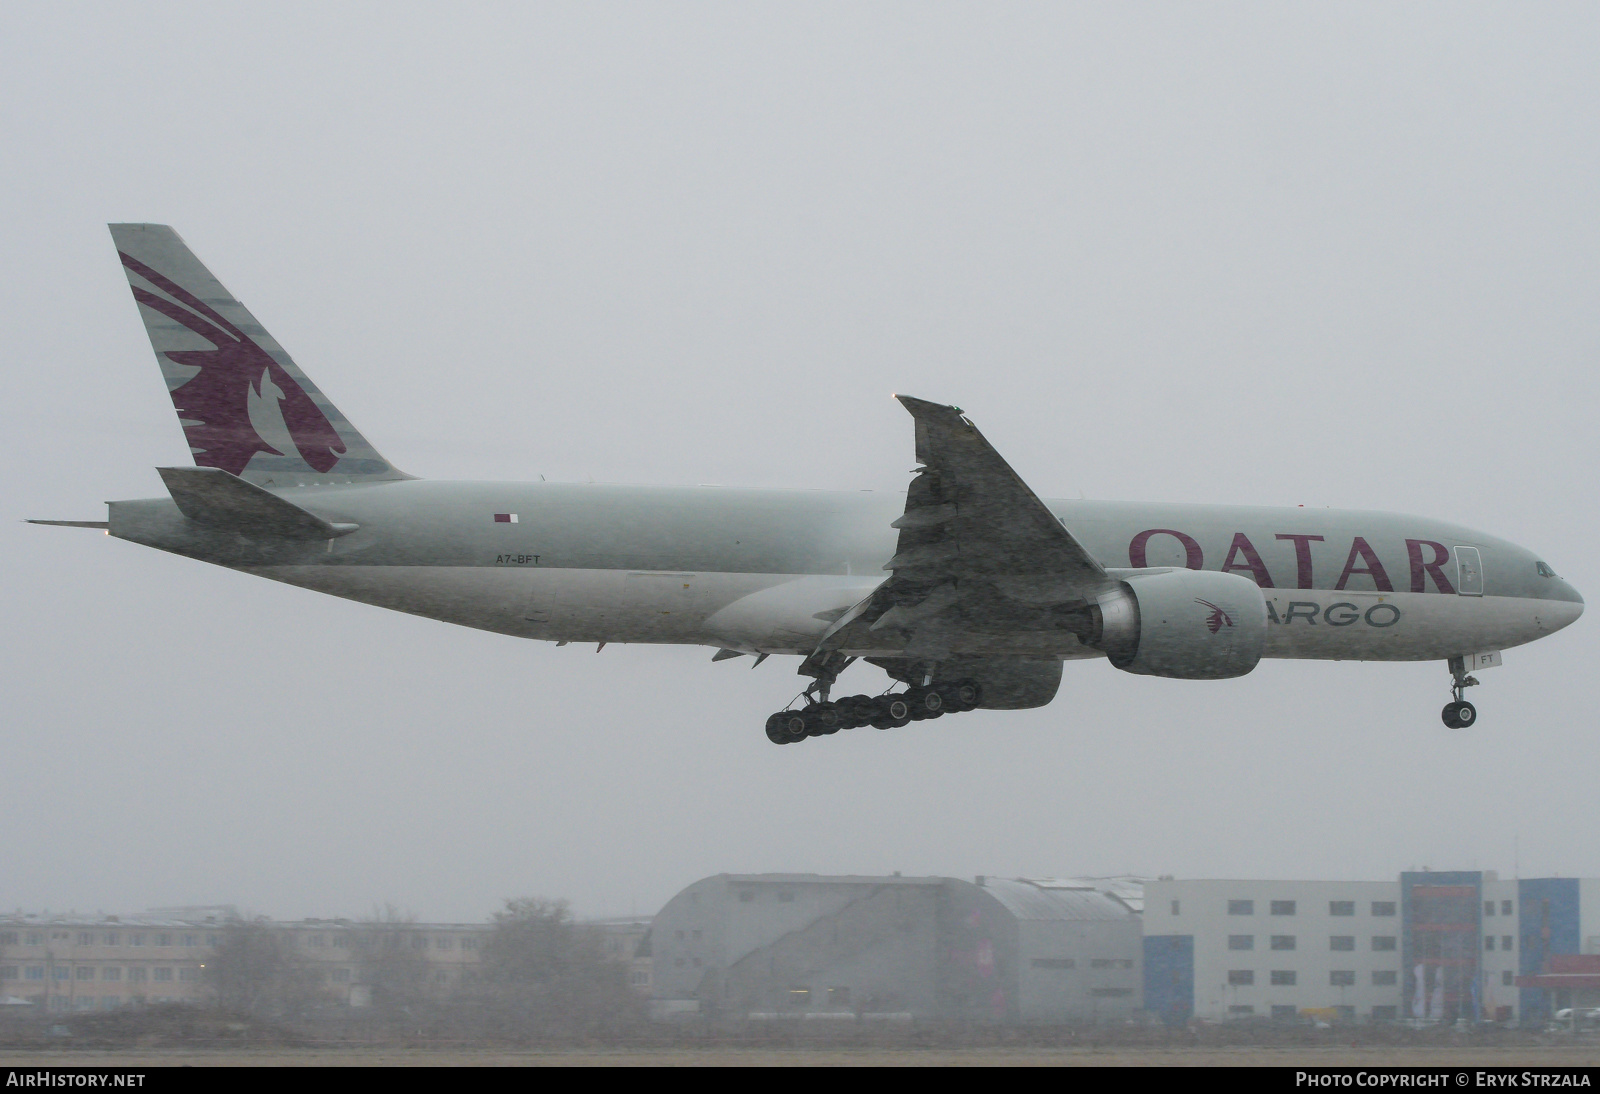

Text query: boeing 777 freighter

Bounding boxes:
[31,225,1584,743]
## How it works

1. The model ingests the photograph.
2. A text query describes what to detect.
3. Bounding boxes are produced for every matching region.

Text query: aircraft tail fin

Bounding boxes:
[109,224,409,485]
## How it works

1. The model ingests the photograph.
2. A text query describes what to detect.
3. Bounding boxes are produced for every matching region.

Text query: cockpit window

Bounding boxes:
[1536,561,1559,578]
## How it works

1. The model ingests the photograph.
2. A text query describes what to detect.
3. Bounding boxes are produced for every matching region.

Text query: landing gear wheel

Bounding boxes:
[1441,700,1477,729]
[869,695,913,729]
[808,702,842,735]
[904,687,944,720]
[944,679,982,712]
[904,688,928,720]
[837,695,873,729]
[765,712,792,745]
[777,710,809,743]
[881,695,913,728]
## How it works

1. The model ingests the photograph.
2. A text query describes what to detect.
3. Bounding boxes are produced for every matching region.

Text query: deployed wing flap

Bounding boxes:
[157,466,357,540]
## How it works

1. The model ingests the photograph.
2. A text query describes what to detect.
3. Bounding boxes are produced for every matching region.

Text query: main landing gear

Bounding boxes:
[764,681,983,745]
[1441,655,1479,729]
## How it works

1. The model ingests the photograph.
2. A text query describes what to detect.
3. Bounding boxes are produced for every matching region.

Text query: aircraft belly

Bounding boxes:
[1260,591,1570,661]
[242,566,1573,665]
[249,565,832,645]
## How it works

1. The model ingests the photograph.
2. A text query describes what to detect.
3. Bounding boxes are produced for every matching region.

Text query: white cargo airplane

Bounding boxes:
[31,225,1584,743]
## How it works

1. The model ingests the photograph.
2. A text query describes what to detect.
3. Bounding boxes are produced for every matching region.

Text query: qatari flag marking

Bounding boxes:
[494,513,518,523]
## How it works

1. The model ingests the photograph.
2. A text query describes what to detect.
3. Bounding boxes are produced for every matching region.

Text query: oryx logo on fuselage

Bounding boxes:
[1195,598,1233,634]
[119,252,345,476]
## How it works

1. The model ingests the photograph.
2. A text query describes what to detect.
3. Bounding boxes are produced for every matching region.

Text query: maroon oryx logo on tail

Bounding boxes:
[1194,598,1233,634]
[120,252,345,476]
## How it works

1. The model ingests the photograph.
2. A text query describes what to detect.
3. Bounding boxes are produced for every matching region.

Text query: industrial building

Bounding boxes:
[649,873,1144,1024]
[1143,872,1600,1025]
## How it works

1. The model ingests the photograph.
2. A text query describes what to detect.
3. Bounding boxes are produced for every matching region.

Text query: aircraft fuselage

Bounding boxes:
[105,479,1584,663]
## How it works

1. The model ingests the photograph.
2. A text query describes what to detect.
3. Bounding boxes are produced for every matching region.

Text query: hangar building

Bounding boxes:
[649,873,1143,1024]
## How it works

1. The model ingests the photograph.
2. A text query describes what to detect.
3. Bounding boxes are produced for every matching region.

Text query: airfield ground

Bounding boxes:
[5,1045,1600,1066]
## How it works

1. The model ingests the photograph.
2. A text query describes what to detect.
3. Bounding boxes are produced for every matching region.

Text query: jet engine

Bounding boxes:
[1082,569,1267,680]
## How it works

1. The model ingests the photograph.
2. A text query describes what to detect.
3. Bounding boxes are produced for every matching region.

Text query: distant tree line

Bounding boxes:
[206,898,643,1040]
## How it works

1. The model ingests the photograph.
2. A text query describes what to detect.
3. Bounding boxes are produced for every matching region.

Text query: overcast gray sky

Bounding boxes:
[3,2,1596,923]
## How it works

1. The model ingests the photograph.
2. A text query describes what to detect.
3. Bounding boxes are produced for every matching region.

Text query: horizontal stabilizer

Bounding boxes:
[157,466,358,540]
[26,520,109,530]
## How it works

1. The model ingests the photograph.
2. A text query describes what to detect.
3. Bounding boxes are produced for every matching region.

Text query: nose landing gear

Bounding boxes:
[1441,655,1479,729]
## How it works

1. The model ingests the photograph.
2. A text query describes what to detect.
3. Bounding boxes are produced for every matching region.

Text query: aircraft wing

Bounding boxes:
[891,396,1105,584]
[805,397,1110,668]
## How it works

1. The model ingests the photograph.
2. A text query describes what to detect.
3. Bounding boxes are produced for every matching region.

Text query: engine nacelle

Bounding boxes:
[1091,569,1267,680]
